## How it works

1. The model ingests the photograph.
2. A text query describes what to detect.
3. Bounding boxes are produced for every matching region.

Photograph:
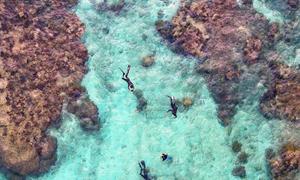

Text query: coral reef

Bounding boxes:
[182,97,193,108]
[260,62,300,122]
[232,166,246,178]
[287,0,299,10]
[67,95,100,131]
[156,0,300,125]
[237,152,249,164]
[95,0,125,15]
[157,3,300,178]
[141,55,155,67]
[0,0,98,176]
[262,0,299,18]
[232,140,242,153]
[268,143,300,179]
[156,0,277,125]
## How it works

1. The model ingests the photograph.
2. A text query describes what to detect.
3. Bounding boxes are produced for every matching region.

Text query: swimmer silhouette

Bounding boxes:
[161,153,168,161]
[161,153,173,163]
[120,65,135,92]
[167,96,178,118]
[138,160,150,180]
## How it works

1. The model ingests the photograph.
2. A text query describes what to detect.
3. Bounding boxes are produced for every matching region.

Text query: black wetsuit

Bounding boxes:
[139,161,150,180]
[161,153,168,161]
[120,65,135,92]
[167,96,178,118]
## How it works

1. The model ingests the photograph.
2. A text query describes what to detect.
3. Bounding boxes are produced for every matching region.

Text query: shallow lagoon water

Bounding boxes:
[25,0,288,179]
[0,0,290,179]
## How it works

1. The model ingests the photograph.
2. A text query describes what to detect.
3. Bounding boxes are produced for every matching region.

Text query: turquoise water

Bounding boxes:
[29,0,286,179]
[0,0,293,179]
[253,0,300,67]
[253,0,284,23]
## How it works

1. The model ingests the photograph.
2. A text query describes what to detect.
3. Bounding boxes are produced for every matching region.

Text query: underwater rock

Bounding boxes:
[287,0,299,9]
[267,23,280,43]
[7,174,26,180]
[36,136,57,173]
[0,0,97,176]
[155,20,174,43]
[67,96,100,131]
[142,55,155,67]
[133,89,148,112]
[243,37,262,64]
[232,141,242,153]
[95,0,125,15]
[241,0,253,5]
[260,62,300,122]
[37,136,57,160]
[232,166,246,178]
[182,97,193,108]
[238,152,249,164]
[156,0,274,125]
[265,148,276,160]
[79,118,100,131]
[0,141,39,175]
[268,143,300,179]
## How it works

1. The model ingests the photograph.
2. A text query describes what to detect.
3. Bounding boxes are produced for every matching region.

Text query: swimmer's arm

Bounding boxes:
[119,68,125,75]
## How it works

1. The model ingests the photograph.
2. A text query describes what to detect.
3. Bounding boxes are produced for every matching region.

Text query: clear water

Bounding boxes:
[0,0,292,179]
[253,0,300,67]
[253,0,284,23]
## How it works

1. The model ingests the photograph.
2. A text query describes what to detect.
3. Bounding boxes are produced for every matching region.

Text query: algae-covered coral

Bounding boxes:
[156,0,300,125]
[156,0,300,178]
[0,0,98,176]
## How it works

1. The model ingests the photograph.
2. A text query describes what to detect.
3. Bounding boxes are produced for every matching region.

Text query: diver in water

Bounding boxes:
[161,153,168,161]
[167,96,178,118]
[161,153,173,163]
[138,160,150,180]
[120,65,135,92]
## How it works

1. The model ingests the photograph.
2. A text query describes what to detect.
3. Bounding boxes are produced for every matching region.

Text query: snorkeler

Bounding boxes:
[161,153,173,163]
[167,96,178,118]
[161,153,168,161]
[138,160,150,180]
[120,65,135,92]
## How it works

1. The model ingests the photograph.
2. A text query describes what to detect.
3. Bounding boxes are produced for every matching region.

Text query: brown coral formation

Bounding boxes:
[67,96,100,131]
[244,37,262,64]
[260,62,300,122]
[269,143,300,179]
[157,0,275,125]
[0,0,98,176]
[95,0,125,15]
[287,0,299,9]
[157,0,300,125]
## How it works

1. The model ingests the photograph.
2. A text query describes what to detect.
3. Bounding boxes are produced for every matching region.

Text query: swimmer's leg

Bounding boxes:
[126,65,131,78]
[138,162,144,177]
